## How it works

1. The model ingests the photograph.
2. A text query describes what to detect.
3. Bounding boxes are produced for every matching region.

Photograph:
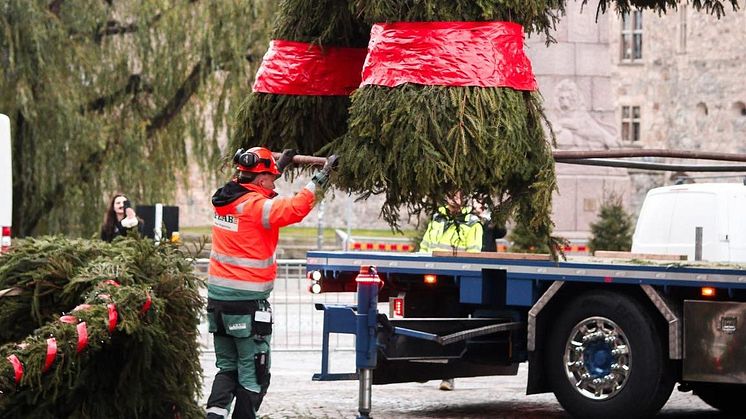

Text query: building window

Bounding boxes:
[696,102,709,117]
[621,106,641,142]
[733,101,746,116]
[678,6,687,53]
[621,10,643,62]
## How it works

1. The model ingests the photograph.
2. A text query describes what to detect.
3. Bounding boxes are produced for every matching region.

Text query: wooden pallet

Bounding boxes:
[593,250,688,261]
[432,251,552,261]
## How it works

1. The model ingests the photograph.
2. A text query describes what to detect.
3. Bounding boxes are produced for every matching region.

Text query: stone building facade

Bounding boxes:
[610,6,746,211]
[527,2,630,240]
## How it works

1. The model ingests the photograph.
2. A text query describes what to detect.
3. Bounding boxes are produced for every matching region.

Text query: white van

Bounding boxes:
[631,183,746,262]
[0,113,11,252]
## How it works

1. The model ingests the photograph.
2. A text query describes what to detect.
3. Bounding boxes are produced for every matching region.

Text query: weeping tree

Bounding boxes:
[1,0,277,237]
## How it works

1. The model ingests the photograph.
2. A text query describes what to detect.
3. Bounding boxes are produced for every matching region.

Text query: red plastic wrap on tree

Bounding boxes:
[253,40,368,96]
[140,293,152,316]
[43,338,57,373]
[361,22,537,90]
[73,304,92,312]
[59,315,78,324]
[107,303,118,333]
[7,354,23,384]
[76,322,88,353]
[103,279,121,287]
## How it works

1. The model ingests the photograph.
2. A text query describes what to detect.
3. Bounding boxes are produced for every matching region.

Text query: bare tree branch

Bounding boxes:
[93,14,162,43]
[85,74,153,113]
[146,57,212,136]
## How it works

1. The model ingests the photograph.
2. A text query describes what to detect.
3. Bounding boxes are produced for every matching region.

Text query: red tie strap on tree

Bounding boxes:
[253,40,368,96]
[59,315,77,324]
[7,354,23,384]
[139,293,152,316]
[76,322,88,354]
[103,279,120,287]
[43,338,57,373]
[361,21,537,90]
[107,303,118,333]
[72,304,91,312]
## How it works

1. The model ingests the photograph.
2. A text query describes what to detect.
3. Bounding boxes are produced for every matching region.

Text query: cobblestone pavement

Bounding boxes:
[200,349,740,419]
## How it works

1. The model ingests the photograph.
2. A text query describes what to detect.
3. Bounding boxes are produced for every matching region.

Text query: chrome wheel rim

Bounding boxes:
[563,316,631,400]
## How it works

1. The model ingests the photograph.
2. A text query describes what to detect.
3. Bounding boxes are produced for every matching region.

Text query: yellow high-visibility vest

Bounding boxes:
[419,206,483,253]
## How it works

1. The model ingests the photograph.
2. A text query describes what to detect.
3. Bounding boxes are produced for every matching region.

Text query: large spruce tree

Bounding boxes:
[1,0,275,236]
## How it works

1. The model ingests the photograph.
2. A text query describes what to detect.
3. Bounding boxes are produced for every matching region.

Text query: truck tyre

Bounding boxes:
[692,383,746,414]
[545,290,675,419]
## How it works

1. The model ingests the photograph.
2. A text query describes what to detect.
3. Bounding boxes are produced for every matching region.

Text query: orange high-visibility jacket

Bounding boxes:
[208,182,316,300]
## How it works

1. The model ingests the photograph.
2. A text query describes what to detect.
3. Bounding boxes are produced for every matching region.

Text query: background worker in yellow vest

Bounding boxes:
[419,193,484,255]
[206,147,337,419]
[419,193,483,391]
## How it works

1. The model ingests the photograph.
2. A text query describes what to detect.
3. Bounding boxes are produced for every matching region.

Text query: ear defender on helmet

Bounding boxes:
[232,148,245,165]
[234,148,260,169]
[234,147,281,175]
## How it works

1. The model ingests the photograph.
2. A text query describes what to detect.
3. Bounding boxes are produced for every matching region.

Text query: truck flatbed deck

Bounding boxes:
[307,250,746,289]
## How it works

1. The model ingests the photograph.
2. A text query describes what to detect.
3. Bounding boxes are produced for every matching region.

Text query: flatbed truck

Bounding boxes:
[307,250,746,419]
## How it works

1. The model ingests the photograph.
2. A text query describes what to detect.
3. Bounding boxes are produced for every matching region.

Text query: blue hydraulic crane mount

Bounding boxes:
[306,251,746,419]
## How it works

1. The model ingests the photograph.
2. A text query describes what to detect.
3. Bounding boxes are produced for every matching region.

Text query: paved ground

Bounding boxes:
[196,272,739,418]
[200,349,739,419]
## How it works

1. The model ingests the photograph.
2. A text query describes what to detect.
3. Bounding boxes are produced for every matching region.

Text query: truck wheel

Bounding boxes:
[545,290,675,419]
[693,383,746,414]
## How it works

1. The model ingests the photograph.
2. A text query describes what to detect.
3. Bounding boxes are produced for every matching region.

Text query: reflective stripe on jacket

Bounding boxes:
[419,206,483,253]
[208,182,316,300]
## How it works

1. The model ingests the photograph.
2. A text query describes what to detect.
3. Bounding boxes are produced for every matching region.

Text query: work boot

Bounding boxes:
[439,378,454,391]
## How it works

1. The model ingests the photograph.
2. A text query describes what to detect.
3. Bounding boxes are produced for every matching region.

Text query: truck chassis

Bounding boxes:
[307,251,746,418]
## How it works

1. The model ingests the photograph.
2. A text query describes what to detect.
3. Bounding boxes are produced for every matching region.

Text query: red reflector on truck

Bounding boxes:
[392,298,404,317]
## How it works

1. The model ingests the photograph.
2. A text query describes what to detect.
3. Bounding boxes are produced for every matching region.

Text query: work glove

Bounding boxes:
[311,155,339,188]
[276,149,297,173]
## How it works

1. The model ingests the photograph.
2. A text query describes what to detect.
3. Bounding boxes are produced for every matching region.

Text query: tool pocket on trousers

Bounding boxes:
[221,313,252,338]
[254,351,270,387]
[206,309,218,334]
[251,309,273,337]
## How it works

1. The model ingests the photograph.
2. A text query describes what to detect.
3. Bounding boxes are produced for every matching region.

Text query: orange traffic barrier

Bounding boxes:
[350,242,413,252]
[494,244,589,253]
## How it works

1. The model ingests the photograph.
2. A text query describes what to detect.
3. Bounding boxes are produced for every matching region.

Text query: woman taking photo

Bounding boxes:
[101,194,140,242]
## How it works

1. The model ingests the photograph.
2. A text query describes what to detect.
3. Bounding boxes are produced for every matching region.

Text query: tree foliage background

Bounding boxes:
[588,194,633,253]
[508,220,553,254]
[1,0,276,237]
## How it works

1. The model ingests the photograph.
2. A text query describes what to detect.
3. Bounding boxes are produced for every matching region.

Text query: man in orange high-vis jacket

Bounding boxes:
[206,147,336,419]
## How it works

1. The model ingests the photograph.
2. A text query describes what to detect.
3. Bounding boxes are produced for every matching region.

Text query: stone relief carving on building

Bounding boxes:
[552,79,621,150]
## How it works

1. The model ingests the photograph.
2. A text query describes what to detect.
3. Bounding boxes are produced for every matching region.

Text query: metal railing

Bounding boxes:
[195,259,355,352]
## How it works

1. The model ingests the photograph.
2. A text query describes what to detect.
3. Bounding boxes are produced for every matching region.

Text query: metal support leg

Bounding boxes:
[357,368,373,419]
[355,266,380,419]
